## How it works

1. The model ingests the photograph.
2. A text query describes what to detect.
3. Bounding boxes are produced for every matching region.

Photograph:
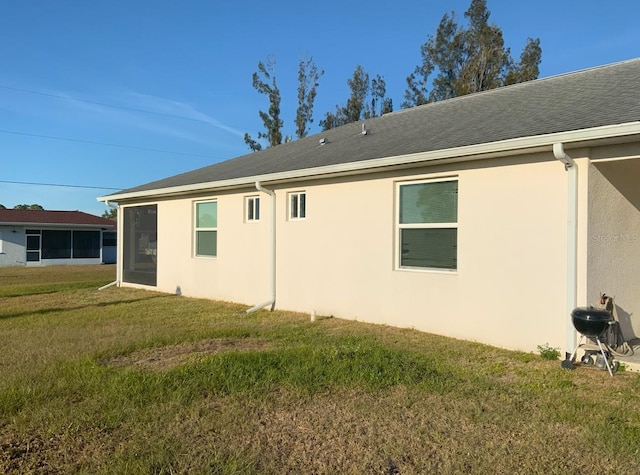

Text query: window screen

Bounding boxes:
[73,230,100,258]
[123,205,158,286]
[42,230,72,259]
[195,201,217,257]
[246,196,260,221]
[290,192,306,219]
[398,180,458,270]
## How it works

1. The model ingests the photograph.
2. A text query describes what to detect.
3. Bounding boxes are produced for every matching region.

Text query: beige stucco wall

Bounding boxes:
[152,191,271,303]
[122,151,587,353]
[275,156,570,352]
[588,154,640,340]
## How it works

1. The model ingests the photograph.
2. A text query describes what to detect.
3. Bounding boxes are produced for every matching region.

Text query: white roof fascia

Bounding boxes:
[99,121,640,203]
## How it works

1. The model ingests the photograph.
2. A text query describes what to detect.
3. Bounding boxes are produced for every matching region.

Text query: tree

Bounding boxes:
[343,65,370,123]
[244,56,283,151]
[14,204,44,210]
[402,0,541,108]
[505,38,542,86]
[295,57,324,139]
[0,204,6,209]
[320,66,392,131]
[366,74,393,119]
[102,208,117,219]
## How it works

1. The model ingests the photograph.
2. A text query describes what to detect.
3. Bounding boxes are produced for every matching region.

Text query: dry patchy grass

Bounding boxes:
[1,265,639,474]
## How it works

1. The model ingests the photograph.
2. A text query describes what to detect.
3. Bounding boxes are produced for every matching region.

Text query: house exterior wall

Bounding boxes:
[588,155,640,340]
[124,152,577,353]
[276,156,568,351]
[0,226,110,267]
[153,192,270,302]
[0,227,27,266]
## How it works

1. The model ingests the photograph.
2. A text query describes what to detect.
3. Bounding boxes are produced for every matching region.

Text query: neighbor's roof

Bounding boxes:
[0,209,115,228]
[103,58,640,201]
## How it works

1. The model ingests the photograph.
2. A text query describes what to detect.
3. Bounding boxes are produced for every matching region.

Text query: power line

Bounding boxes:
[0,180,122,191]
[0,84,218,125]
[0,129,225,159]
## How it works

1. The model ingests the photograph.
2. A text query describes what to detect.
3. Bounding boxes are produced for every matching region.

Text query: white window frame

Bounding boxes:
[0,231,3,253]
[194,200,218,258]
[288,191,306,220]
[396,177,458,272]
[245,196,260,222]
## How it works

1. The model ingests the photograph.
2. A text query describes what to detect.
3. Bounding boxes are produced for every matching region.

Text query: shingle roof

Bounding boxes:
[0,209,115,228]
[111,59,640,196]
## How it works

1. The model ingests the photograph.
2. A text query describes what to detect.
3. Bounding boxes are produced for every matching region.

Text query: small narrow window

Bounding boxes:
[246,196,260,222]
[289,191,306,220]
[195,201,217,257]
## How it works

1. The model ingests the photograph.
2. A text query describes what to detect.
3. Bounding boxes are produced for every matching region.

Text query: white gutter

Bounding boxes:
[553,143,578,361]
[98,122,640,203]
[99,200,120,291]
[246,181,276,313]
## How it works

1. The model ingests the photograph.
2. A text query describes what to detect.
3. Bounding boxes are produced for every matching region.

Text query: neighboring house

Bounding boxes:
[99,59,640,361]
[0,210,116,266]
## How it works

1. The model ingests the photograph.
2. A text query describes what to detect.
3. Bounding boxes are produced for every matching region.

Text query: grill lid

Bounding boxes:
[571,306,612,337]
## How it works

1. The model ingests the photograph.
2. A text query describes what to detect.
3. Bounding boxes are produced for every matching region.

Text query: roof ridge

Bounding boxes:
[387,57,640,115]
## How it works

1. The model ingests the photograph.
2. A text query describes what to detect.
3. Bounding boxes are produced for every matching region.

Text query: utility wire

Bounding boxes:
[0,129,224,159]
[0,180,122,191]
[0,84,219,125]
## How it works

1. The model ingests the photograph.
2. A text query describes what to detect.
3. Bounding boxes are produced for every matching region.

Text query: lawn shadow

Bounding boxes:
[0,295,169,321]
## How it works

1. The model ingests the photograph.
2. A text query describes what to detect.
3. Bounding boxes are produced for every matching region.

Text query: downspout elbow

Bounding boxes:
[553,143,576,170]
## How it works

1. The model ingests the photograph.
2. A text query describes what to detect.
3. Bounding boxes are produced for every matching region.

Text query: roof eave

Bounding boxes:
[99,121,640,203]
[0,222,114,229]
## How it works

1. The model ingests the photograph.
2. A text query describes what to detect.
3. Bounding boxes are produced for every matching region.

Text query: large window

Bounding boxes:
[73,230,101,258]
[289,191,306,220]
[123,205,158,286]
[397,179,458,270]
[42,230,72,259]
[195,201,217,257]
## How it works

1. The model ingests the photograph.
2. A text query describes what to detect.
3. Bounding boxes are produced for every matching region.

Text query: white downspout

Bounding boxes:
[99,200,120,290]
[553,143,578,361]
[247,182,276,313]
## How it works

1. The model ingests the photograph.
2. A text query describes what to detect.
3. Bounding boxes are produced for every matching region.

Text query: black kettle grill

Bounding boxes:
[571,307,612,337]
[565,306,617,376]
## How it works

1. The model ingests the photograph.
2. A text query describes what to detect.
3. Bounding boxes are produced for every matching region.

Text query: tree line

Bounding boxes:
[0,204,44,210]
[244,0,541,151]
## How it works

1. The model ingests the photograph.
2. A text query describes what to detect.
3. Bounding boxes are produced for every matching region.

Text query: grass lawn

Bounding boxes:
[1,265,639,474]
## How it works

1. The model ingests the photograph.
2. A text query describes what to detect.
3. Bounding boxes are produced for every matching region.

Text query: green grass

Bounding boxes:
[1,265,639,474]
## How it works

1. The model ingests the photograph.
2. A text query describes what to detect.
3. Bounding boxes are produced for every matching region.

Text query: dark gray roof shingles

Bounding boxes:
[114,59,640,196]
[0,209,115,227]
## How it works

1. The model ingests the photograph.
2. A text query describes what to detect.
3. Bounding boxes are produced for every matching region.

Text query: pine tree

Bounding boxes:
[244,56,283,151]
[320,66,392,131]
[295,57,324,139]
[402,0,541,108]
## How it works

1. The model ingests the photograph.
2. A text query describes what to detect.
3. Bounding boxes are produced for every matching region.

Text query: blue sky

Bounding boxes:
[1,0,639,216]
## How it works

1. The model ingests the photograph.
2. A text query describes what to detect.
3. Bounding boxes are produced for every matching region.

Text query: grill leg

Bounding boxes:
[568,335,585,363]
[595,336,614,377]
